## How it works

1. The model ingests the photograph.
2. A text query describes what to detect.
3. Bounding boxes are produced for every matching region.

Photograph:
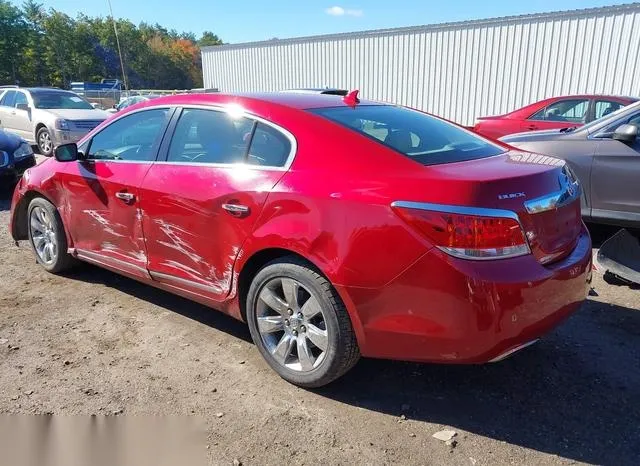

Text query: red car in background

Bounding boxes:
[9,92,591,387]
[474,95,638,139]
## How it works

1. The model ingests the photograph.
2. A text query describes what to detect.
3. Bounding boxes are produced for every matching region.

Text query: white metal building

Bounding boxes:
[202,4,640,126]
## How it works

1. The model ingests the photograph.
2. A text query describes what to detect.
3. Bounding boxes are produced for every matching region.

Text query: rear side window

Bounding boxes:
[247,122,291,167]
[0,91,17,107]
[310,105,504,165]
[595,100,624,120]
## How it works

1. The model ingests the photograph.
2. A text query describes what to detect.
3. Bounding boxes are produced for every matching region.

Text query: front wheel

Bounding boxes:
[27,197,76,273]
[36,127,53,156]
[246,257,360,388]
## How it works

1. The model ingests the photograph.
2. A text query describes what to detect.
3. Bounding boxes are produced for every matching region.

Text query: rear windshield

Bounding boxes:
[310,105,505,165]
[31,91,94,110]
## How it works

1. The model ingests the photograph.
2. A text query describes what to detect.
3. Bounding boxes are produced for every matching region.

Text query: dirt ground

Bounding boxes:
[0,182,639,465]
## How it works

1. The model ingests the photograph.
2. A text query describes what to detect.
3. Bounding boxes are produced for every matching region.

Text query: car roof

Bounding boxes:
[24,87,71,93]
[146,91,384,110]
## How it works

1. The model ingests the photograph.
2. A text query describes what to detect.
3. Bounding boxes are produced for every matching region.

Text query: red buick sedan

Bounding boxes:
[9,92,592,387]
[473,94,637,139]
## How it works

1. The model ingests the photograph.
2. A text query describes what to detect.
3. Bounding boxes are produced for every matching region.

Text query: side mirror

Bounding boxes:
[612,124,638,143]
[16,103,29,112]
[54,143,78,162]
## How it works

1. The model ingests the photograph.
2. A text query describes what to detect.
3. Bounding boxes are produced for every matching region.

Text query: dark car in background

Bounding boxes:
[474,95,638,139]
[0,128,36,187]
[501,101,640,228]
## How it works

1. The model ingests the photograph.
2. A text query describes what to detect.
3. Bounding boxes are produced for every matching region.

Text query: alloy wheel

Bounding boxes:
[256,277,329,372]
[30,206,58,265]
[39,131,52,154]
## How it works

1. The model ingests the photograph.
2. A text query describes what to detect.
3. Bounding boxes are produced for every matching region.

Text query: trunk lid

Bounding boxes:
[405,151,582,264]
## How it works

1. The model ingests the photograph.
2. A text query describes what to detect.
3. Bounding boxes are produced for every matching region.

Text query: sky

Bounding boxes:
[11,0,636,43]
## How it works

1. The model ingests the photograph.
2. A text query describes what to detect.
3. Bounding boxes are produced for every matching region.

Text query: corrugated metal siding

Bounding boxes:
[202,4,640,126]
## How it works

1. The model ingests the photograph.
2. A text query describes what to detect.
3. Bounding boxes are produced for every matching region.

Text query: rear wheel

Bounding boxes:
[27,197,75,273]
[36,127,53,156]
[246,257,360,388]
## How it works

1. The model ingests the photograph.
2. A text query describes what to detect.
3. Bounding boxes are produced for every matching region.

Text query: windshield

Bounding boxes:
[31,91,94,110]
[310,105,505,165]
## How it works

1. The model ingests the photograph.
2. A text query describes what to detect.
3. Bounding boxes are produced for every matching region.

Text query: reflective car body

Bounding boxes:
[474,95,638,139]
[0,129,36,183]
[9,93,591,364]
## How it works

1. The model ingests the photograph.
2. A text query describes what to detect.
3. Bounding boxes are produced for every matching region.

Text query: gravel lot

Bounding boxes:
[0,171,639,465]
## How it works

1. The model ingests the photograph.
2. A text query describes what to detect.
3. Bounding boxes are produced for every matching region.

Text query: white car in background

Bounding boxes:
[106,94,163,114]
[0,87,109,156]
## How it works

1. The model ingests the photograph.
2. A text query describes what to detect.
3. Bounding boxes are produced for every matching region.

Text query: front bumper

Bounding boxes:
[51,129,89,146]
[337,224,592,363]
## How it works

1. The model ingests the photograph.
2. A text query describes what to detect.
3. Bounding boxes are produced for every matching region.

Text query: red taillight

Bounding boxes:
[393,204,530,260]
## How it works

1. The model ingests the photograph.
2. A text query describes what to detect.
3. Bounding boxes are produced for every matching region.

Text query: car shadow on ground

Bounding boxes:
[62,264,252,344]
[61,263,640,465]
[319,298,640,465]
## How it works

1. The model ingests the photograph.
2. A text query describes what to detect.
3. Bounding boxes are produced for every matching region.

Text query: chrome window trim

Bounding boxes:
[168,104,298,171]
[81,102,298,170]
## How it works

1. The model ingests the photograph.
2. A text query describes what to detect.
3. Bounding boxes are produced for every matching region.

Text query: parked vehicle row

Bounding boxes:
[9,91,591,387]
[473,94,638,139]
[501,101,640,228]
[0,86,108,156]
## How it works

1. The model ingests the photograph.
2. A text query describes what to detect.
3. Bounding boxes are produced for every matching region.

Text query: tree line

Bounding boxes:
[0,0,223,90]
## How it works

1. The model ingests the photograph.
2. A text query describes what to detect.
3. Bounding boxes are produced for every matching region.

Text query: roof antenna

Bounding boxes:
[343,89,360,106]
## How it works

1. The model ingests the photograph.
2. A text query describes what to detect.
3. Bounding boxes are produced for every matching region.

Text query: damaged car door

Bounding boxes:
[139,106,293,301]
[61,107,174,278]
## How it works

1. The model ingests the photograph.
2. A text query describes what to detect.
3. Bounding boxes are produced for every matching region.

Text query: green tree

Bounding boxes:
[198,31,223,47]
[0,0,29,84]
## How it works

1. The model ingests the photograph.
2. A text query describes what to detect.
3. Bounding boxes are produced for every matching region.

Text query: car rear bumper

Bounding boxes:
[337,224,592,363]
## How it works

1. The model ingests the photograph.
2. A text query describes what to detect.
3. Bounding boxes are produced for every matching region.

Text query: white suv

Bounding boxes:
[0,87,109,156]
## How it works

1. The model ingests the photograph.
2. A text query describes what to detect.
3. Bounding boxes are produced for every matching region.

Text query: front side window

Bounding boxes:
[14,92,28,108]
[310,105,504,166]
[0,91,16,107]
[529,99,589,123]
[595,100,624,120]
[31,91,94,110]
[87,108,170,161]
[167,108,252,164]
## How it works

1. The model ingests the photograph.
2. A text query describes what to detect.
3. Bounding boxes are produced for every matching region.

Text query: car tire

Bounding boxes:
[27,197,76,273]
[246,256,360,388]
[36,127,53,156]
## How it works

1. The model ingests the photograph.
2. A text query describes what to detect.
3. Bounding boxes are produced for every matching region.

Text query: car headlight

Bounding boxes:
[13,142,33,159]
[55,119,70,130]
[0,150,8,168]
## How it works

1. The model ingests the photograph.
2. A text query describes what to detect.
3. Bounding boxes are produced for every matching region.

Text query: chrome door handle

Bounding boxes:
[115,192,135,203]
[222,203,250,215]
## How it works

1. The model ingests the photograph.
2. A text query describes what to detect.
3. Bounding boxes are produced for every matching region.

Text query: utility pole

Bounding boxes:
[107,0,129,91]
